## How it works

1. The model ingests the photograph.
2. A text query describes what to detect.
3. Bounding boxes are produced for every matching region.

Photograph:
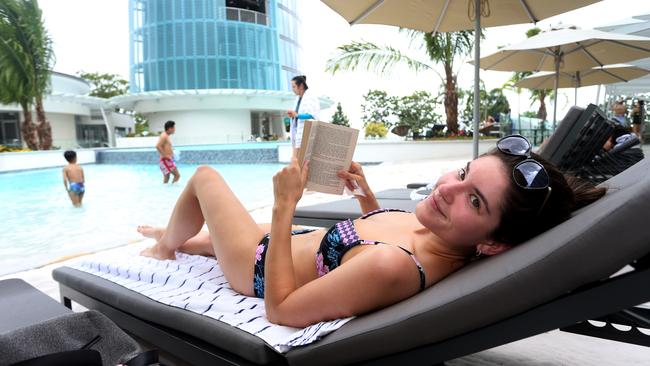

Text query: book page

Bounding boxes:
[299,121,359,195]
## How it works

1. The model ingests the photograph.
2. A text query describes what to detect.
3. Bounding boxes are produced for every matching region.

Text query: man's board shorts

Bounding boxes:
[159,157,177,175]
[69,182,85,195]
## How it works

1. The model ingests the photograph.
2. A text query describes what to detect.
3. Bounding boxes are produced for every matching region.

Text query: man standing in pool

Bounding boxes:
[157,120,180,184]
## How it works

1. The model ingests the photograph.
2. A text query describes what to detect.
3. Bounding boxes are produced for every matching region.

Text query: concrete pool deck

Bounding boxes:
[2,155,649,365]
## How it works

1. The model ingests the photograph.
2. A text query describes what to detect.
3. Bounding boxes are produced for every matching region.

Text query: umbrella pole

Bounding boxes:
[472,0,481,159]
[574,87,577,106]
[552,55,560,129]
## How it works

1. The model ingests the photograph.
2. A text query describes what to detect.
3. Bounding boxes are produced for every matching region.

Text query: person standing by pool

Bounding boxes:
[157,120,180,184]
[62,150,85,207]
[287,75,320,157]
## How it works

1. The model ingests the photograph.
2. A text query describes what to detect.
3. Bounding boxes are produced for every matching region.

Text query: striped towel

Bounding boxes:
[67,241,353,353]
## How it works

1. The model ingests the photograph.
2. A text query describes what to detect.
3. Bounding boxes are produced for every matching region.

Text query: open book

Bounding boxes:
[297,120,359,195]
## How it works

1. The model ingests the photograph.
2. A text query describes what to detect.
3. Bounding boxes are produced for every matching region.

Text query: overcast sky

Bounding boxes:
[38,0,650,128]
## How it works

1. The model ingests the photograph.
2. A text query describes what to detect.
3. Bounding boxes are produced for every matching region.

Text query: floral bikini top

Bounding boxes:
[315,208,426,292]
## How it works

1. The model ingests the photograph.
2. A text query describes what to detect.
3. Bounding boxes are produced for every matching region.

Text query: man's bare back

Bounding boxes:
[63,164,84,183]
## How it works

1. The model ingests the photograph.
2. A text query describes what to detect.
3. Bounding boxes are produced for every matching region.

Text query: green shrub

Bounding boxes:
[365,122,388,138]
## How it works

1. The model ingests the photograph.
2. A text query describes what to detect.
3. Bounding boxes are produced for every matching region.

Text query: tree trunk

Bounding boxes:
[537,91,547,121]
[444,65,459,134]
[35,97,52,150]
[20,103,38,150]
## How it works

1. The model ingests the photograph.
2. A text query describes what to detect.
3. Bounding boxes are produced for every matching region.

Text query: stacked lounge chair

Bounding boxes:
[52,155,650,365]
[538,103,644,184]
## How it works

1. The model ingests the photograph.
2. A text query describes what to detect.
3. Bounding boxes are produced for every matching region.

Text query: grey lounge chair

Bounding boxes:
[53,157,650,365]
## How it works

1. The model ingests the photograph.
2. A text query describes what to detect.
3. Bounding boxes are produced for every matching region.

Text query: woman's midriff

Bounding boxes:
[289,229,326,287]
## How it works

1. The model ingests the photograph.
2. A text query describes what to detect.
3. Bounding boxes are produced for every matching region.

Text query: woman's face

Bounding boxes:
[415,155,509,250]
[291,81,303,96]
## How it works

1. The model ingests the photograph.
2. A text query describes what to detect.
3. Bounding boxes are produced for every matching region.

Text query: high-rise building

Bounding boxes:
[120,0,328,144]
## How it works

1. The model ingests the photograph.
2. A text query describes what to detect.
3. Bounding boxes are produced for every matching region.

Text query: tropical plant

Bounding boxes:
[393,91,439,138]
[360,89,394,128]
[364,122,388,138]
[486,88,510,120]
[331,102,350,127]
[326,30,475,134]
[79,71,129,98]
[134,113,149,135]
[0,0,54,150]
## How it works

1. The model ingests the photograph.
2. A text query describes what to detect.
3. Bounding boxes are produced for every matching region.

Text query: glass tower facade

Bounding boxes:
[129,0,302,93]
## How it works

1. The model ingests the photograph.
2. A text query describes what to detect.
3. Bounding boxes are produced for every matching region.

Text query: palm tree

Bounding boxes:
[0,2,38,149]
[0,0,54,150]
[326,30,474,134]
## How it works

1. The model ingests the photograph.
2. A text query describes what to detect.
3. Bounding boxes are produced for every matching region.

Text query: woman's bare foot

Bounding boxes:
[140,242,176,260]
[137,225,164,241]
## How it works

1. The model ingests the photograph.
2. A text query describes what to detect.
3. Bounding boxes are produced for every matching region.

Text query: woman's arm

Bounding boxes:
[264,158,309,319]
[296,113,314,120]
[267,246,419,327]
[338,162,380,214]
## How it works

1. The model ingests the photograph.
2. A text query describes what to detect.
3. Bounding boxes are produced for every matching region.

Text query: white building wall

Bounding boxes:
[48,113,77,149]
[145,109,252,145]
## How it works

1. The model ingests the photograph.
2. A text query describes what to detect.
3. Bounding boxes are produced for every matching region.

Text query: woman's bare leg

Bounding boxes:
[141,166,265,295]
[137,223,304,257]
[138,225,214,256]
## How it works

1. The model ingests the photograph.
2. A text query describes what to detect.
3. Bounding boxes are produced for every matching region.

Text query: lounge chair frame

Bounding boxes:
[59,283,273,366]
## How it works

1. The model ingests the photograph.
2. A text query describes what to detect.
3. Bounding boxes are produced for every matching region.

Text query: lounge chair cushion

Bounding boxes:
[293,198,418,227]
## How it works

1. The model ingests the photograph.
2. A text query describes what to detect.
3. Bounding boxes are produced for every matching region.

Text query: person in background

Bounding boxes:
[612,101,628,127]
[62,150,85,207]
[631,100,645,142]
[603,123,637,152]
[287,75,320,157]
[157,120,180,184]
[479,116,496,135]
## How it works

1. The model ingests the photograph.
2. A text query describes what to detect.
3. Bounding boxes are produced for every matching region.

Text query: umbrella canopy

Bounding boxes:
[321,0,601,157]
[514,64,650,89]
[479,28,650,72]
[479,27,650,124]
[321,0,598,33]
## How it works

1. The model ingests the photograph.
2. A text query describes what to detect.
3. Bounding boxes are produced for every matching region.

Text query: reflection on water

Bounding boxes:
[0,163,282,275]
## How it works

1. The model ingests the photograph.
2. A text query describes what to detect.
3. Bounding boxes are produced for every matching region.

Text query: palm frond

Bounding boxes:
[325,41,432,76]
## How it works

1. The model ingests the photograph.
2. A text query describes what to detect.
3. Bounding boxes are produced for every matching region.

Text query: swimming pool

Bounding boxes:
[0,163,283,276]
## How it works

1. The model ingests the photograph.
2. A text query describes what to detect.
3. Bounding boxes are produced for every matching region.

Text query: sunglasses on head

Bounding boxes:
[496,135,552,215]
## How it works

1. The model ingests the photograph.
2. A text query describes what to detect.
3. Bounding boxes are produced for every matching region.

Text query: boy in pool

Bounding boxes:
[63,150,85,207]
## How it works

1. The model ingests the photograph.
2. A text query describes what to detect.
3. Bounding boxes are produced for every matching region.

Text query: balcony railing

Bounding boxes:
[225,7,268,25]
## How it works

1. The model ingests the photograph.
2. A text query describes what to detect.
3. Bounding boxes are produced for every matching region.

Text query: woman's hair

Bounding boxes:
[291,75,308,90]
[486,149,606,246]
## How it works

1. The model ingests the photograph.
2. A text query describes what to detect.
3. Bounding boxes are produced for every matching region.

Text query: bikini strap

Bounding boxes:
[397,246,426,293]
[360,208,409,219]
[360,240,426,293]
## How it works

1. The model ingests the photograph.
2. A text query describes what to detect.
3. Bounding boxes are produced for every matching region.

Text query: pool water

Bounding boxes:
[0,163,283,276]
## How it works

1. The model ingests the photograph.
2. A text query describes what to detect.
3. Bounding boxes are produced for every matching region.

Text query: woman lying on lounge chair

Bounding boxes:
[140,135,605,327]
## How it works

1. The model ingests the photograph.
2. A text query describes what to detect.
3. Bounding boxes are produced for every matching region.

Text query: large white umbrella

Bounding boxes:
[515,64,650,89]
[321,0,600,157]
[515,64,650,105]
[479,28,650,125]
